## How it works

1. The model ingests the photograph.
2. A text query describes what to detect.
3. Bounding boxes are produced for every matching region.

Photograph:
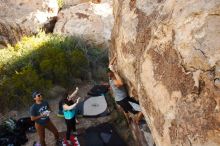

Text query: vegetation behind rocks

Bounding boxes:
[0,32,108,112]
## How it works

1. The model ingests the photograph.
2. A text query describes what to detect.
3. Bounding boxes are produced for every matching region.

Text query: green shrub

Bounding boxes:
[57,0,64,9]
[0,66,52,111]
[70,49,89,79]
[0,32,108,112]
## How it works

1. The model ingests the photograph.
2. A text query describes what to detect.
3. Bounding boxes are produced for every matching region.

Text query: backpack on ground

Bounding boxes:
[0,118,28,146]
[17,117,36,133]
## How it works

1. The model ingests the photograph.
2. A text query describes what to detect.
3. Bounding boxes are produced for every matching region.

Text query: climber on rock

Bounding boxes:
[107,56,143,124]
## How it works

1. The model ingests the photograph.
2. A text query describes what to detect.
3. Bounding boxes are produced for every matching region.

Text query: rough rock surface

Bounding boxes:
[0,0,58,48]
[54,1,113,48]
[63,0,101,8]
[111,0,220,146]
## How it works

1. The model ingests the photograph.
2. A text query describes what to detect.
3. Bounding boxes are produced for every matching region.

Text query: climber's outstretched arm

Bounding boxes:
[68,87,79,99]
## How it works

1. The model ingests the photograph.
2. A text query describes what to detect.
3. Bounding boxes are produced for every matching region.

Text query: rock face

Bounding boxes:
[54,1,113,48]
[0,0,58,48]
[111,0,220,146]
[63,0,90,6]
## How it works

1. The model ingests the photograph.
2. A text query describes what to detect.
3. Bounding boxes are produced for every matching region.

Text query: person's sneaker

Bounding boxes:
[56,139,63,146]
[67,140,73,146]
[33,141,41,146]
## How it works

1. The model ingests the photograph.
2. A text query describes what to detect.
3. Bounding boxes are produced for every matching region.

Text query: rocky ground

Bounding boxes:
[0,82,135,146]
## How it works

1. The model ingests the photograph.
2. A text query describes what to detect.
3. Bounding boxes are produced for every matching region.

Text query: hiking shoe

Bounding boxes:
[67,140,73,146]
[33,141,41,146]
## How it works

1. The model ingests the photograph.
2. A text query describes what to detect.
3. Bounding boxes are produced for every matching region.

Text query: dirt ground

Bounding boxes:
[0,82,135,146]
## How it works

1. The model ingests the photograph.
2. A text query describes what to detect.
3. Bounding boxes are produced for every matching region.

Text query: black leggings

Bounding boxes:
[116,96,139,114]
[65,116,76,140]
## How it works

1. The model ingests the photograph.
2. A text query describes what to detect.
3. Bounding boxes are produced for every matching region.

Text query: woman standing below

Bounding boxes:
[63,87,81,145]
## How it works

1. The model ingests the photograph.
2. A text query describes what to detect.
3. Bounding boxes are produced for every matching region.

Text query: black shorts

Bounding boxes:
[116,96,139,114]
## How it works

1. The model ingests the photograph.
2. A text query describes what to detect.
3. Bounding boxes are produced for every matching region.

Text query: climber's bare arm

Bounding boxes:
[109,56,116,66]
[113,72,124,87]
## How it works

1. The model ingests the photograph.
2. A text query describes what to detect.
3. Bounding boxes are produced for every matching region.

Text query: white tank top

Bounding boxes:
[109,79,127,101]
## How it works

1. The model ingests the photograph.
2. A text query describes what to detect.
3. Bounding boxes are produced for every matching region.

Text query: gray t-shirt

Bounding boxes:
[30,101,50,126]
[109,79,127,101]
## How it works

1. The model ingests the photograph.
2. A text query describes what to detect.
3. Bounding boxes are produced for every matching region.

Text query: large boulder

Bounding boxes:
[111,0,220,146]
[53,1,113,48]
[0,0,58,48]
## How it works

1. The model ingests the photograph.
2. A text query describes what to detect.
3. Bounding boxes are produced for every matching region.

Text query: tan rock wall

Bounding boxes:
[63,0,101,7]
[111,0,220,145]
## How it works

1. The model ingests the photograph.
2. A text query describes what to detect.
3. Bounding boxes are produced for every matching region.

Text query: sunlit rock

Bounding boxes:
[63,0,100,8]
[111,0,220,145]
[54,0,113,48]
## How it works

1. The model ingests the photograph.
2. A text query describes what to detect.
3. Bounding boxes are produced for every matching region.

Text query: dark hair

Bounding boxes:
[62,91,75,106]
[63,92,69,100]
